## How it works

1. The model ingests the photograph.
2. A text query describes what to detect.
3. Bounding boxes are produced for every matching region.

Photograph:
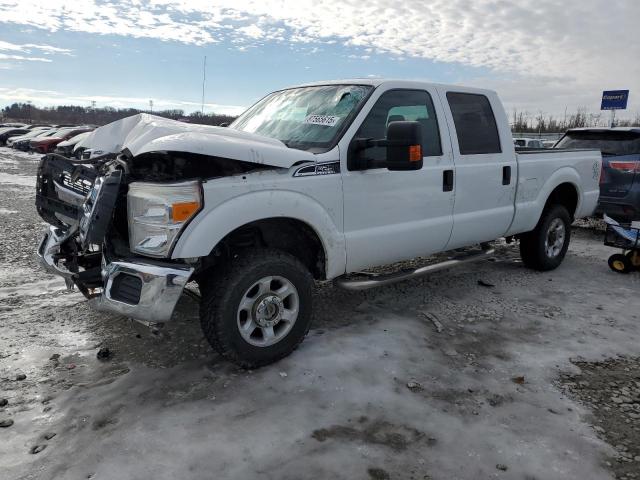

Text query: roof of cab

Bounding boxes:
[287,78,497,95]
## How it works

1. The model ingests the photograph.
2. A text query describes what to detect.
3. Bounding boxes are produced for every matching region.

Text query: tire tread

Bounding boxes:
[199,248,313,368]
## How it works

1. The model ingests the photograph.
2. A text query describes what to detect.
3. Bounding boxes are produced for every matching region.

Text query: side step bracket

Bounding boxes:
[335,244,495,291]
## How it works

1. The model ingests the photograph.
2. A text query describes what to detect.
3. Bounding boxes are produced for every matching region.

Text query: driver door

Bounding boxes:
[340,87,455,272]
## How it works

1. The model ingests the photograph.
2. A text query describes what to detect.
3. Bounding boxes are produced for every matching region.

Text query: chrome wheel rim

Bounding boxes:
[237,276,299,347]
[544,218,566,258]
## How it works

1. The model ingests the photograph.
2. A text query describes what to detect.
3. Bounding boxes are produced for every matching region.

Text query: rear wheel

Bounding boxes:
[609,253,633,273]
[199,249,313,368]
[520,204,571,271]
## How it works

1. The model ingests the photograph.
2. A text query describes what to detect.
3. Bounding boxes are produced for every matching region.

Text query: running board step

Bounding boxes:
[335,245,496,291]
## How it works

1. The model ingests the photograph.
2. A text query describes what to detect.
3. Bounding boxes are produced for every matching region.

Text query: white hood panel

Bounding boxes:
[75,113,313,168]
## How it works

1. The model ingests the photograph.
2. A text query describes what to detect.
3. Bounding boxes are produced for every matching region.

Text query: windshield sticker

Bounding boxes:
[303,115,341,127]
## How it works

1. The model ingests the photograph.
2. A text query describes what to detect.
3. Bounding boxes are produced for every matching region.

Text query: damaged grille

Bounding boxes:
[36,154,98,228]
[61,172,93,196]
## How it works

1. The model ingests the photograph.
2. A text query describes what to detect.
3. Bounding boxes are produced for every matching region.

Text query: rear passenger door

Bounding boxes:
[441,90,517,249]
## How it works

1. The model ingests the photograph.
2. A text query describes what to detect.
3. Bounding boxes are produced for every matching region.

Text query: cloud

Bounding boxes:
[0,1,637,114]
[0,86,246,115]
[0,39,72,55]
[0,39,72,66]
[0,53,51,62]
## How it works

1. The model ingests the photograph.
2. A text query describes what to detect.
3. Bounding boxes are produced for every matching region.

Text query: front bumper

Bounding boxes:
[38,226,194,323]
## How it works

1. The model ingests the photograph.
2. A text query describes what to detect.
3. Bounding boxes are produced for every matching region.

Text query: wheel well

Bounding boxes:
[545,183,578,220]
[202,218,326,280]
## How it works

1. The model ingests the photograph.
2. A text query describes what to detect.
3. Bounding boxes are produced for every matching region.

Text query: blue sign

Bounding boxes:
[601,90,629,110]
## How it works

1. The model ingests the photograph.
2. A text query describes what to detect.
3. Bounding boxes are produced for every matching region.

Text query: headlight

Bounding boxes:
[127,180,202,257]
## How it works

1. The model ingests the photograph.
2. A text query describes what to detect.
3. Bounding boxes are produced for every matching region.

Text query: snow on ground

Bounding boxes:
[0,147,639,480]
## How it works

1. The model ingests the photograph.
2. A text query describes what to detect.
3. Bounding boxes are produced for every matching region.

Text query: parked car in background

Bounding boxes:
[54,131,92,157]
[555,127,640,221]
[513,137,545,149]
[0,123,26,128]
[12,129,59,151]
[542,140,557,148]
[0,127,31,145]
[0,124,53,144]
[29,126,94,154]
[6,127,53,147]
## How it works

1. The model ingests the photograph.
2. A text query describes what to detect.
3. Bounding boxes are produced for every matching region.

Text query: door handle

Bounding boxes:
[502,166,511,185]
[443,169,454,192]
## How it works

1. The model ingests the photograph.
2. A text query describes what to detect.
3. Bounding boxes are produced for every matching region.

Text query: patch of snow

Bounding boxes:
[0,172,36,187]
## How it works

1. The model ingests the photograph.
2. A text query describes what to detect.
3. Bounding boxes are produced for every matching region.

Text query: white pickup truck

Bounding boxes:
[36,79,601,367]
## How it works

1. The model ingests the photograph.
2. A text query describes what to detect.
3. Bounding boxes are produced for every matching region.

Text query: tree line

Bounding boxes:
[0,103,237,127]
[511,108,640,133]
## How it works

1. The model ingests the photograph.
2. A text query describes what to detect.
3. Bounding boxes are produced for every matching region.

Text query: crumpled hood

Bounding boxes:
[75,113,314,168]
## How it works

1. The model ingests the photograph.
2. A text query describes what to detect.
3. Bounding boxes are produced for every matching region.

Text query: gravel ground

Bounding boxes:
[559,358,640,480]
[1,146,640,480]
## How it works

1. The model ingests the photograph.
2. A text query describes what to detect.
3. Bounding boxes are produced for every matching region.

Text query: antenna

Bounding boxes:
[201,55,207,115]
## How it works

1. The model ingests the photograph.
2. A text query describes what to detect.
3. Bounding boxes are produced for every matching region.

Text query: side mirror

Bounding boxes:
[385,121,423,171]
[219,122,229,127]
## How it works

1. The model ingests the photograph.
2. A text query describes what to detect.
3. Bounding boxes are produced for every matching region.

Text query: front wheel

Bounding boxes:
[519,204,571,271]
[199,249,314,368]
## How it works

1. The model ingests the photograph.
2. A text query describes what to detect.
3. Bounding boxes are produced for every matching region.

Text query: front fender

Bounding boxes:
[171,189,346,279]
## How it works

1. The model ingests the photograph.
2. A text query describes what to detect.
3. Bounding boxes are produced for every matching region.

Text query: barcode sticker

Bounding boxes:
[303,115,340,127]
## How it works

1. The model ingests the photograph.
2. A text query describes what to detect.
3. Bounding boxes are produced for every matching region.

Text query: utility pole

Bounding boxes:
[201,55,207,115]
[149,99,154,113]
[91,100,96,124]
[27,100,32,124]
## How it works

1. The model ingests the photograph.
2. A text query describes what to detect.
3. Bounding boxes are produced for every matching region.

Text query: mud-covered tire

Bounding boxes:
[520,204,571,271]
[199,249,314,368]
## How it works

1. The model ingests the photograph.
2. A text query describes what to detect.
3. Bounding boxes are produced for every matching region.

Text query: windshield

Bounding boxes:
[555,131,640,155]
[230,84,373,152]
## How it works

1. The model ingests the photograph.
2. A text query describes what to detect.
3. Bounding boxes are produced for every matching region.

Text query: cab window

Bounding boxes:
[350,89,442,169]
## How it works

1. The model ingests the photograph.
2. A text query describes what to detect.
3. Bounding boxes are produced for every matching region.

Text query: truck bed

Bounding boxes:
[507,148,602,236]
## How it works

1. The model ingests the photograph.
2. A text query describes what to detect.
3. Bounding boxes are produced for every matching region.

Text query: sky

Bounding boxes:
[0,0,638,120]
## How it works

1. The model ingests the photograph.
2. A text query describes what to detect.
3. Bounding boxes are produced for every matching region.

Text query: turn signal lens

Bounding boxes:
[172,201,200,222]
[409,144,422,162]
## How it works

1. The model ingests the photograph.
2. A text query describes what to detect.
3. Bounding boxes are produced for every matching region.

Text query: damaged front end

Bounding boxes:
[35,152,194,323]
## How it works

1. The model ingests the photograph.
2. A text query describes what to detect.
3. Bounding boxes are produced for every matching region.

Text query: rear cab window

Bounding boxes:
[446,92,501,155]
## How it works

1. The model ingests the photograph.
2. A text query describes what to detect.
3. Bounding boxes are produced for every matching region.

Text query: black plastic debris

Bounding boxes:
[477,279,495,287]
[96,347,112,361]
[0,419,14,428]
[30,445,46,454]
[0,398,7,407]
[15,373,26,381]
